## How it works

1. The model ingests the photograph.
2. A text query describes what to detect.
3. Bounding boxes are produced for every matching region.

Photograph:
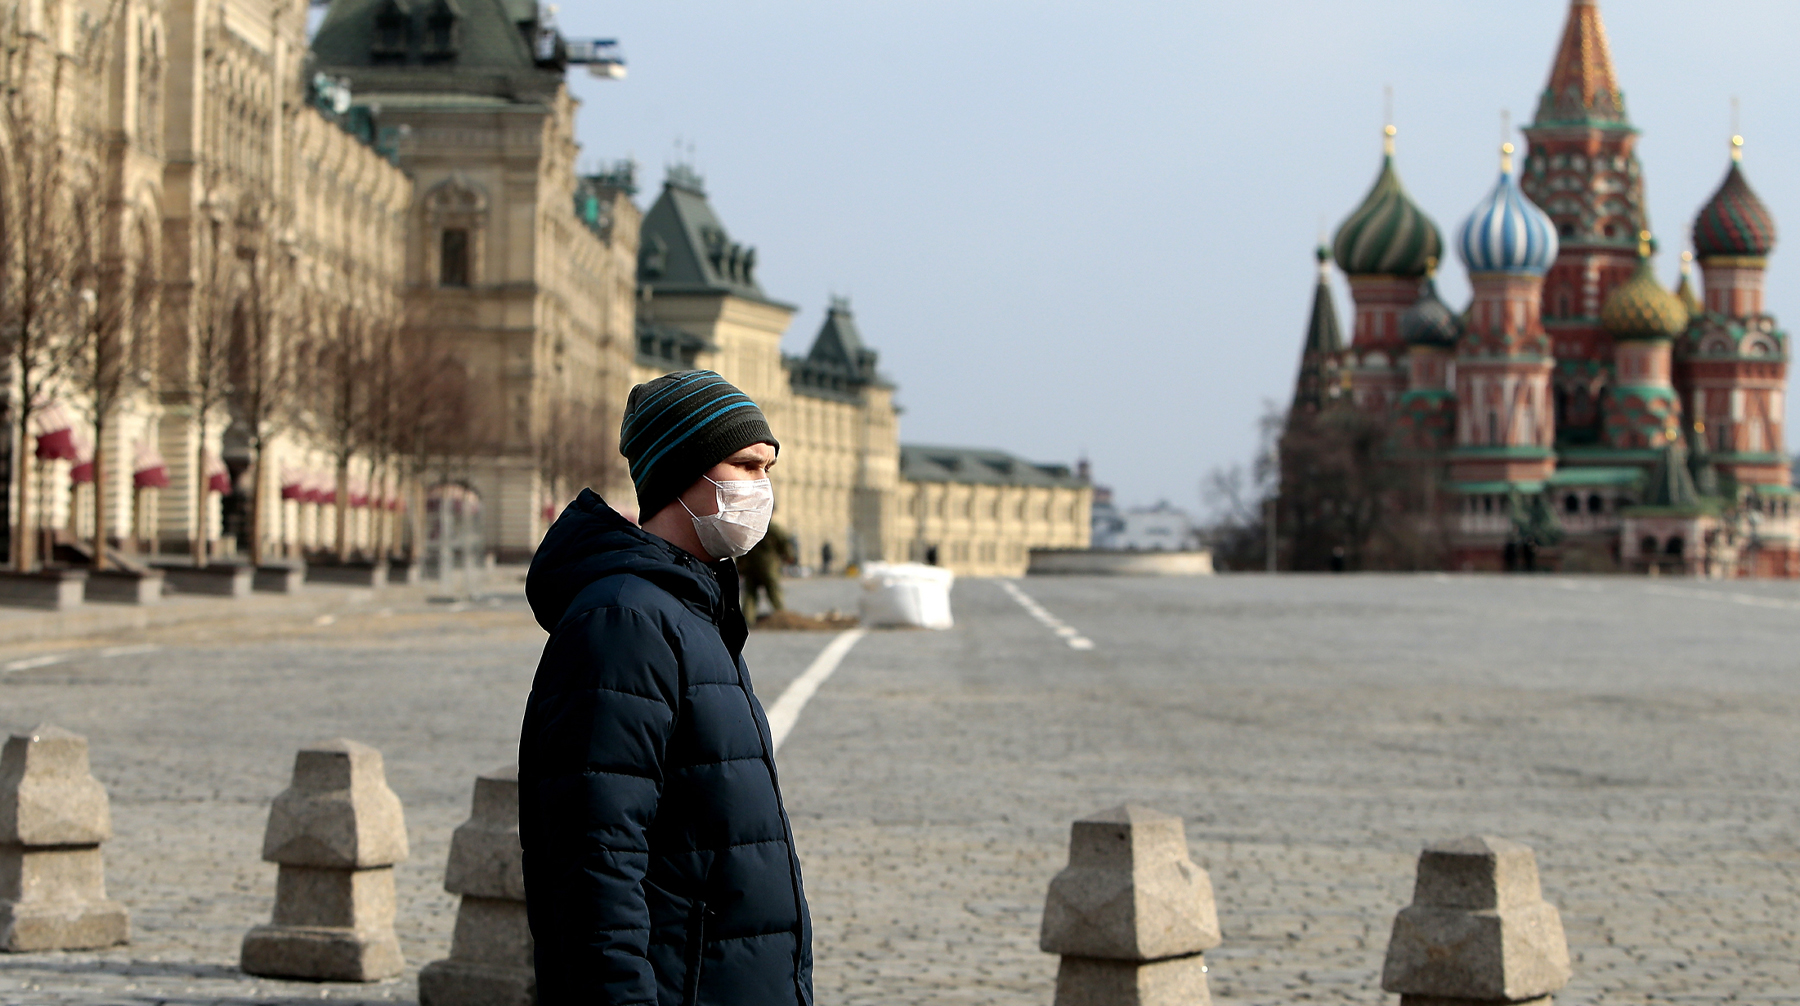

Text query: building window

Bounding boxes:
[440,228,469,287]
[1665,536,1685,557]
[1639,535,1657,557]
[1587,494,1603,514]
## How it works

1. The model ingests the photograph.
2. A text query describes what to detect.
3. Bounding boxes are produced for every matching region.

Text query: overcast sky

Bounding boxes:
[553,0,1800,513]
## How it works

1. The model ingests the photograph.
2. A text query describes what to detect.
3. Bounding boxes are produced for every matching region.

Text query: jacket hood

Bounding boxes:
[527,489,737,636]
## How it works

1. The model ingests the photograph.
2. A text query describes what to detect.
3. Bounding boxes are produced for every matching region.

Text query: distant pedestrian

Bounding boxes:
[520,370,811,1006]
[739,522,795,619]
[819,540,833,576]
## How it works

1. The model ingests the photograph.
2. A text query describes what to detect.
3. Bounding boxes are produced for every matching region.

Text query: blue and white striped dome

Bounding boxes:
[1457,147,1558,276]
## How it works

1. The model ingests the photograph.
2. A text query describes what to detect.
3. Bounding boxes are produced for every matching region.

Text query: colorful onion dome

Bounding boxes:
[1333,127,1444,278]
[1691,138,1777,259]
[1601,233,1690,340]
[1400,269,1462,347]
[1457,144,1558,276]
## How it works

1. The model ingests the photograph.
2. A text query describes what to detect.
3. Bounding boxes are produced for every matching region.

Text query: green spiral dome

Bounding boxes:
[1333,148,1444,278]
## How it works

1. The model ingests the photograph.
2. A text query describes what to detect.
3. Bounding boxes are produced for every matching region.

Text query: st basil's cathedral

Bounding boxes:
[1286,0,1796,576]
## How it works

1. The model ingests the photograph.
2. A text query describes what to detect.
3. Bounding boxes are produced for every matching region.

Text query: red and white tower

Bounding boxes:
[1521,0,1647,448]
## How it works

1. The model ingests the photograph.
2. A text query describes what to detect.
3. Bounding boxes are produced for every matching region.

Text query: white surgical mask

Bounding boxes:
[681,476,773,559]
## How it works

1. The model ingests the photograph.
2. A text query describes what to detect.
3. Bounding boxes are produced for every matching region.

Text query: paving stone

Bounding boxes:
[0,576,1796,1004]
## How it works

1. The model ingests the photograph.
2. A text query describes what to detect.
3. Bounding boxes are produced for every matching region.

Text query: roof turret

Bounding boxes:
[1600,232,1689,340]
[1458,143,1559,276]
[1399,267,1462,348]
[1674,251,1702,316]
[1692,137,1777,260]
[1333,127,1444,278]
[1532,0,1630,128]
[1303,245,1343,356]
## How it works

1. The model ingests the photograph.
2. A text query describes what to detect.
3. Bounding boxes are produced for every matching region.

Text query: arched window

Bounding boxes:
[1563,494,1579,514]
[1586,493,1603,514]
[1639,535,1657,557]
[439,228,469,287]
[1664,536,1685,557]
[423,176,488,288]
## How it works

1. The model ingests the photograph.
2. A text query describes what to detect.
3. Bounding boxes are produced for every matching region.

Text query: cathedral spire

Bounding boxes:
[1533,0,1629,128]
[1289,245,1344,418]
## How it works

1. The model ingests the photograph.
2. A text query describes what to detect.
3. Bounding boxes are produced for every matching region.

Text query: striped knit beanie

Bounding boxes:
[621,370,779,521]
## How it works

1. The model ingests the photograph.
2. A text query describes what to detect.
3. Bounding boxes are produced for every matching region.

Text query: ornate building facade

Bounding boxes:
[3,0,1087,576]
[1285,0,1795,576]
[0,0,412,569]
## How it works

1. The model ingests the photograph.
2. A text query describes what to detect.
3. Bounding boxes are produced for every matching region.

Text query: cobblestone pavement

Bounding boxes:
[3,573,1799,1004]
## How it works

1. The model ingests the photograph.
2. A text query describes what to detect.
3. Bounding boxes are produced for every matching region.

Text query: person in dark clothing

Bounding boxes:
[520,371,811,1006]
[738,523,795,619]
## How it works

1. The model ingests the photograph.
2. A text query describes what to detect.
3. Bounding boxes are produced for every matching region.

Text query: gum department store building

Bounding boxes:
[1287,0,1795,576]
[2,0,1089,579]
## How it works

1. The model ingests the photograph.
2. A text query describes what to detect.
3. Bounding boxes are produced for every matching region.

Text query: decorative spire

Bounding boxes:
[1291,245,1345,418]
[1304,245,1343,357]
[1675,251,1702,316]
[1532,0,1629,128]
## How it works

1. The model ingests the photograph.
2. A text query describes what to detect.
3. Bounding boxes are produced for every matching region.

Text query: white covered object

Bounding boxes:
[858,562,955,629]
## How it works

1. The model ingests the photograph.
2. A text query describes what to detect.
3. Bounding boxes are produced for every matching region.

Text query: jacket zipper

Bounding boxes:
[683,899,708,1006]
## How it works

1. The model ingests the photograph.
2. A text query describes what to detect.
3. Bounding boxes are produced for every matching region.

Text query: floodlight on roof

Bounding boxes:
[566,38,626,79]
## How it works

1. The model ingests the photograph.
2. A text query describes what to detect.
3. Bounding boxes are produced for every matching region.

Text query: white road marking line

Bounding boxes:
[767,628,868,753]
[2,643,162,674]
[999,580,1094,650]
[97,644,160,658]
[2,654,69,672]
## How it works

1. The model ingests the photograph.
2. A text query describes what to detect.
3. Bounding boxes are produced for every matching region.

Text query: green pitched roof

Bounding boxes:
[310,0,561,100]
[637,168,794,309]
[1642,442,1703,510]
[807,298,874,373]
[900,445,1086,489]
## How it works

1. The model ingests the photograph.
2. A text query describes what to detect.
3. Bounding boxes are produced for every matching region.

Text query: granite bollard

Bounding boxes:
[1040,805,1220,1006]
[1381,836,1571,1006]
[240,739,408,982]
[418,764,533,1006]
[0,724,129,951]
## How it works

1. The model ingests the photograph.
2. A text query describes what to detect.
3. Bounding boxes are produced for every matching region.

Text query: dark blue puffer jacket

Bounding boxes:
[519,490,812,1006]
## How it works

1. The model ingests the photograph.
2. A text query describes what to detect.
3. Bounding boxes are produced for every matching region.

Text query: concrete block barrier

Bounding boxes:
[240,739,407,982]
[418,764,533,1006]
[1381,836,1571,1006]
[1040,805,1220,1006]
[0,724,129,951]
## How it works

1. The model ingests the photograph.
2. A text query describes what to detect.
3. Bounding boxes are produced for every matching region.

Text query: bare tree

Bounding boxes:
[229,216,299,567]
[0,14,123,571]
[183,195,246,567]
[309,300,383,562]
[390,329,474,563]
[68,211,156,571]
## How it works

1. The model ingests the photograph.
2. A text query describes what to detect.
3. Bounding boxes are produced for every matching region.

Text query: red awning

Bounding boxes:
[70,461,94,484]
[208,471,232,494]
[281,482,304,500]
[134,465,170,489]
[36,428,77,461]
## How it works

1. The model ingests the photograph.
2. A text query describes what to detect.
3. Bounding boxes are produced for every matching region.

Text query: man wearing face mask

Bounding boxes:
[519,370,811,1006]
